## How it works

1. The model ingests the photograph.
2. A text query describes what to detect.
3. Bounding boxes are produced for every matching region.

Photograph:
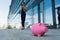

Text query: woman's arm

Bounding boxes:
[22,6,27,12]
[24,7,27,11]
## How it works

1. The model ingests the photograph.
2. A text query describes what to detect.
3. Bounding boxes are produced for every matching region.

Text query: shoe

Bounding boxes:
[21,27,25,30]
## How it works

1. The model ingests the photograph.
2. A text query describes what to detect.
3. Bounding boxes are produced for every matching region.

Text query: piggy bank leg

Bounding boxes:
[33,34,38,36]
[37,34,41,37]
[40,32,45,36]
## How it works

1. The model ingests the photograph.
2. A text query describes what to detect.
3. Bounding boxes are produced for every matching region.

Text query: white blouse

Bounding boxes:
[20,6,27,12]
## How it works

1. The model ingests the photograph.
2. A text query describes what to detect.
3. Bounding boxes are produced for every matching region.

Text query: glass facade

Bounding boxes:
[40,1,44,23]
[44,0,53,25]
[25,8,32,26]
[26,0,34,7]
[8,0,60,29]
[33,6,38,23]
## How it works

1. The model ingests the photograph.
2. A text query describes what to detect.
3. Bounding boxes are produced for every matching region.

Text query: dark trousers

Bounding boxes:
[58,16,60,24]
[21,14,26,27]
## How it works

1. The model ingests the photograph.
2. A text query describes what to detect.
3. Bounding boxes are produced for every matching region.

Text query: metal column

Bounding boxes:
[51,0,56,28]
[42,0,45,24]
[38,3,41,23]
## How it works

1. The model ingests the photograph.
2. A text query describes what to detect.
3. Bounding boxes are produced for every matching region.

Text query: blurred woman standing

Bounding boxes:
[20,1,27,30]
[57,7,60,28]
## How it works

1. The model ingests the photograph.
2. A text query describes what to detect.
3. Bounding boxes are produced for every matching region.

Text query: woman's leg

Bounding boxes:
[58,16,60,24]
[21,14,26,27]
[58,16,60,28]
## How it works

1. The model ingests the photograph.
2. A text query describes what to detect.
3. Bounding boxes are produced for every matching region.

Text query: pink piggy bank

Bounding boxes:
[31,23,48,36]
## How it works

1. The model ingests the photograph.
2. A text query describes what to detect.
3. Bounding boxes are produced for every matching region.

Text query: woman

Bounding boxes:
[20,2,27,30]
[57,7,60,25]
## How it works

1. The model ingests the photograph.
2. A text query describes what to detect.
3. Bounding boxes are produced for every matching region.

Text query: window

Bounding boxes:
[44,0,53,25]
[33,6,38,23]
[40,1,44,23]
[25,9,33,26]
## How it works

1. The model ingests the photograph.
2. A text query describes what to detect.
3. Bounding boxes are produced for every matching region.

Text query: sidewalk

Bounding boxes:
[0,29,60,40]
